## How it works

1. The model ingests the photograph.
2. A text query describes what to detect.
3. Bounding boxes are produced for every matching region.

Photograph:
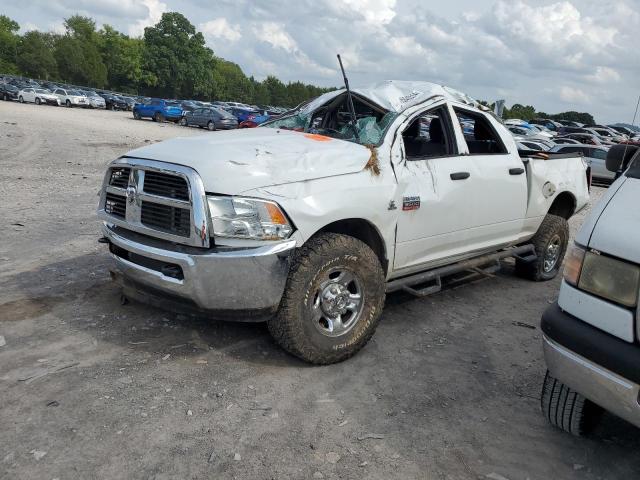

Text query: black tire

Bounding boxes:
[268,233,385,365]
[133,111,141,120]
[516,214,569,281]
[154,112,164,123]
[2,93,6,101]
[207,121,215,131]
[19,96,24,103]
[66,99,71,108]
[35,97,41,105]
[541,370,602,436]
[179,117,187,126]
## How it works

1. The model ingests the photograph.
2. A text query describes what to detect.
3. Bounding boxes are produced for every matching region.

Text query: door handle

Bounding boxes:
[509,168,525,175]
[450,172,470,180]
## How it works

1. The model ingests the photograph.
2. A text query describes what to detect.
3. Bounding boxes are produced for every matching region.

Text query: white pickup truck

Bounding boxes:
[97,81,589,364]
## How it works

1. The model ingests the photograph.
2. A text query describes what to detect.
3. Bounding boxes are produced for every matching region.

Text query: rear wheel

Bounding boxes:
[154,112,164,123]
[133,110,141,120]
[207,120,215,131]
[268,233,385,364]
[179,117,187,126]
[516,214,568,281]
[19,96,24,103]
[541,370,602,436]
[2,93,6,101]
[35,97,41,105]
[65,99,71,108]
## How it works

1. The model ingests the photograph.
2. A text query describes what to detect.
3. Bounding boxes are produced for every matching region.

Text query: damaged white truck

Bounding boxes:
[97,81,590,364]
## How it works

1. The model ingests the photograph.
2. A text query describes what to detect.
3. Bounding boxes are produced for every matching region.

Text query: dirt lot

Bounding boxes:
[0,100,638,480]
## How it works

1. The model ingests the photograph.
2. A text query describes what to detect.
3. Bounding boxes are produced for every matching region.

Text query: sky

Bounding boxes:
[1,0,639,123]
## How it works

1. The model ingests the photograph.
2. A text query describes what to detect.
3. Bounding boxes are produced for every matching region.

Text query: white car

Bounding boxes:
[85,92,106,109]
[97,80,589,364]
[53,88,88,108]
[541,144,640,434]
[18,88,59,105]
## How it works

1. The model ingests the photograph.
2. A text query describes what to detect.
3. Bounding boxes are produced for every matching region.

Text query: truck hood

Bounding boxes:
[124,128,371,194]
[586,178,640,264]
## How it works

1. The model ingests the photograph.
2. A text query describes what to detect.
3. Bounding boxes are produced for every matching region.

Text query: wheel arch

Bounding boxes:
[312,218,388,274]
[548,191,576,219]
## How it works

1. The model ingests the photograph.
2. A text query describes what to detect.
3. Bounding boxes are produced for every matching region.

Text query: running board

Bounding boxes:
[386,245,536,297]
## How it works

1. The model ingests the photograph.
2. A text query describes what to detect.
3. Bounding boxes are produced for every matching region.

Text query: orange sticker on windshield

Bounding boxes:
[304,133,332,142]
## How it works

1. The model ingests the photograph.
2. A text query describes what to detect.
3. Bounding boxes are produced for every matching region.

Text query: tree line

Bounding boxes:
[0,12,334,107]
[1,12,598,120]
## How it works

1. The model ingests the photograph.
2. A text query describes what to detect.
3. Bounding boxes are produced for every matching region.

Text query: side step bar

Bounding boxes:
[386,245,536,297]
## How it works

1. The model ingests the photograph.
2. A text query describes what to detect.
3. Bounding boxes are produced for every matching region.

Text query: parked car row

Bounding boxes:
[506,118,640,185]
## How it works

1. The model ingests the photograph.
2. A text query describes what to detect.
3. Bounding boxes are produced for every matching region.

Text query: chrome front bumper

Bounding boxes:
[543,335,640,428]
[103,224,295,320]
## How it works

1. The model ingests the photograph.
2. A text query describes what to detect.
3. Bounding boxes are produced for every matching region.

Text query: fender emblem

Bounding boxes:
[402,196,421,211]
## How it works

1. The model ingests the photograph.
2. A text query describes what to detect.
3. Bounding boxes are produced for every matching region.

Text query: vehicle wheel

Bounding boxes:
[19,96,24,103]
[179,117,187,126]
[154,112,164,123]
[35,97,41,105]
[268,233,386,365]
[66,99,71,107]
[207,121,216,131]
[516,214,568,281]
[2,93,6,101]
[541,370,602,436]
[133,111,141,120]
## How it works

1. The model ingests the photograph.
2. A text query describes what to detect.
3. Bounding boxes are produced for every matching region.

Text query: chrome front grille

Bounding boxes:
[98,158,210,248]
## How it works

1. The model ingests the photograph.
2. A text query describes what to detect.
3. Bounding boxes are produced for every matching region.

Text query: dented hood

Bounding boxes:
[125,128,371,194]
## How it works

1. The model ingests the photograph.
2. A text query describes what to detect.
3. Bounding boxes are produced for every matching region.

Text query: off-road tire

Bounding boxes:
[516,214,569,281]
[541,370,602,436]
[268,233,386,365]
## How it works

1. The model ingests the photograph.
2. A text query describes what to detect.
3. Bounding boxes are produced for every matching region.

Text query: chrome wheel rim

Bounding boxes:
[310,267,364,338]
[543,234,562,273]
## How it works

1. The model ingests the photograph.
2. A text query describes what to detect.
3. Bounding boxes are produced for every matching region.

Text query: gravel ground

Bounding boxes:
[1,100,638,480]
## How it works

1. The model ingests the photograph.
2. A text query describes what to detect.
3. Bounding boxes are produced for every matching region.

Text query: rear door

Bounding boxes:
[451,107,527,239]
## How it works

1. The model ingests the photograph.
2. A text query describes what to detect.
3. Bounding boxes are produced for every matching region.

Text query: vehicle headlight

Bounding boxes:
[563,243,586,286]
[576,250,640,307]
[207,196,293,240]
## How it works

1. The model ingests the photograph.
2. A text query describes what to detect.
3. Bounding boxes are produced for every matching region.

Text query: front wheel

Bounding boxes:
[179,117,187,126]
[268,233,385,364]
[66,99,71,107]
[133,111,141,120]
[154,112,164,123]
[516,214,568,281]
[35,97,41,105]
[541,370,602,436]
[207,121,215,131]
[19,96,24,103]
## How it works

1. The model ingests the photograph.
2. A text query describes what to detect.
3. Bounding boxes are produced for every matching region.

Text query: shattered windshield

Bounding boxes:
[262,93,398,146]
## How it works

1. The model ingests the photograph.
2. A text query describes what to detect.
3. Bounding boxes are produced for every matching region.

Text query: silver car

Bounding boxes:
[550,144,613,184]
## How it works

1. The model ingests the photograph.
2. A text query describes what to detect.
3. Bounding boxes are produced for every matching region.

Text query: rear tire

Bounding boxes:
[35,97,41,105]
[154,112,164,123]
[268,233,385,365]
[207,121,215,131]
[19,96,24,103]
[66,99,71,108]
[179,117,187,126]
[516,214,568,281]
[541,370,602,436]
[133,111,141,120]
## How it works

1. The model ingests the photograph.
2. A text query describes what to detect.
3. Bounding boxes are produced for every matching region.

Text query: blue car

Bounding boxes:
[230,107,261,123]
[133,99,183,122]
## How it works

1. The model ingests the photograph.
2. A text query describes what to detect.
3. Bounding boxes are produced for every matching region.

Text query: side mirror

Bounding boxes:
[606,144,639,173]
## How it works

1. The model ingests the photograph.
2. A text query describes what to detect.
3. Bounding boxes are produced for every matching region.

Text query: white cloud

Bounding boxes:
[200,18,241,42]
[128,0,167,36]
[558,86,589,105]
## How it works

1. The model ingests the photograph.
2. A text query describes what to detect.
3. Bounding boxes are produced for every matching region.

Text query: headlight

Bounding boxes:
[577,251,640,307]
[563,243,586,286]
[207,196,293,240]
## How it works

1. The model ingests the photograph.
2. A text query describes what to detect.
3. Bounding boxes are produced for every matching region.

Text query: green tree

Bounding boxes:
[17,31,57,79]
[0,15,19,74]
[55,15,107,87]
[98,25,146,92]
